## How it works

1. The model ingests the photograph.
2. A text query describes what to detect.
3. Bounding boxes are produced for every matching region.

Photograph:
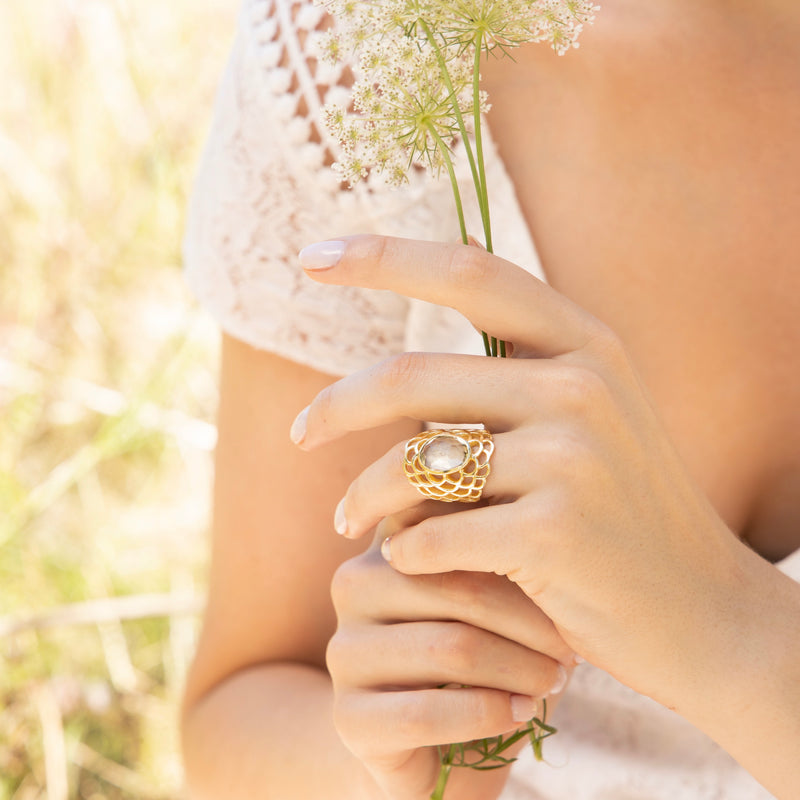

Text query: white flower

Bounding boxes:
[318,0,598,185]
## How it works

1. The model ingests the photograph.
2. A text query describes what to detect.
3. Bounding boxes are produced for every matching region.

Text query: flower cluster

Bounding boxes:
[318,0,598,186]
[323,38,475,186]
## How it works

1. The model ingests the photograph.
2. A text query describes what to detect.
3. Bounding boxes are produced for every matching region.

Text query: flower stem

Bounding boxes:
[426,125,468,246]
[419,24,503,359]
[430,744,457,800]
[472,34,493,256]
[419,20,485,223]
[426,123,492,357]
[470,33,506,358]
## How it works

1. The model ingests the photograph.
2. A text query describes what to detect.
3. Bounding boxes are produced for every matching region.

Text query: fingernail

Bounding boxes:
[298,240,346,270]
[334,498,348,536]
[549,665,568,696]
[289,406,309,445]
[380,536,393,562]
[573,654,585,665]
[510,694,538,723]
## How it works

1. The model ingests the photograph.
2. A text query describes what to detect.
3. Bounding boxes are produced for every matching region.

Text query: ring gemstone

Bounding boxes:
[404,428,494,503]
[419,434,470,472]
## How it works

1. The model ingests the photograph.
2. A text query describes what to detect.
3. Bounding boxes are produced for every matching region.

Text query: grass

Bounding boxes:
[0,1,234,797]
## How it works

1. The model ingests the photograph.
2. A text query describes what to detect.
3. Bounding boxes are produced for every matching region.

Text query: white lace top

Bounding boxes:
[183,1,796,797]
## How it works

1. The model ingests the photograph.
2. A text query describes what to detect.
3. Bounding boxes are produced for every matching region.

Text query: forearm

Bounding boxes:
[678,548,800,799]
[182,663,379,800]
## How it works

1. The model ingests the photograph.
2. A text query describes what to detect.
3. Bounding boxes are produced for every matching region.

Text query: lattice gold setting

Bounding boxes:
[403,429,494,502]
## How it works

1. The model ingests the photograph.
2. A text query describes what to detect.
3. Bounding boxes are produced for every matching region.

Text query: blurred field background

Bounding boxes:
[0,1,236,797]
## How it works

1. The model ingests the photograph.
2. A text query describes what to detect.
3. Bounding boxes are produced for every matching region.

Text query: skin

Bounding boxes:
[295,234,800,797]
[182,1,800,798]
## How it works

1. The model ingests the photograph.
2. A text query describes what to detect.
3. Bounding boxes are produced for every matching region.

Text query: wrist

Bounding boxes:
[671,542,800,797]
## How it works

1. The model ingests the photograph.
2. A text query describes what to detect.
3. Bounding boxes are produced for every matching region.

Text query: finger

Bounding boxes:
[332,552,575,665]
[299,235,596,357]
[380,501,534,582]
[336,685,543,758]
[337,432,524,540]
[293,352,588,449]
[327,621,567,697]
[328,620,567,698]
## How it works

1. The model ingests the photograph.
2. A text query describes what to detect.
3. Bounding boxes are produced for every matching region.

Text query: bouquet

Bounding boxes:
[317,1,597,796]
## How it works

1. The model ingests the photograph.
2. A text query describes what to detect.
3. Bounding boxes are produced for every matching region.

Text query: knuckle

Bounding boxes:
[555,365,612,417]
[434,623,482,674]
[548,429,596,476]
[586,320,632,374]
[330,692,366,754]
[344,477,366,522]
[535,478,574,523]
[395,696,434,742]
[443,243,498,292]
[376,351,427,396]
[329,555,368,612]
[538,432,606,512]
[441,571,493,625]
[325,631,348,679]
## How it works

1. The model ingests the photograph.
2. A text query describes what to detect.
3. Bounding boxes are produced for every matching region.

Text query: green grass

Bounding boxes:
[0,1,233,797]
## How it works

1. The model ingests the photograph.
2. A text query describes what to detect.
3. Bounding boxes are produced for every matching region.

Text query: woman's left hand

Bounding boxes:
[292,235,763,718]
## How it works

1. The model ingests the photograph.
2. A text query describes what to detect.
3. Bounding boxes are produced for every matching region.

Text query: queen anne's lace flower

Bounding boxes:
[323,38,474,185]
[318,0,598,185]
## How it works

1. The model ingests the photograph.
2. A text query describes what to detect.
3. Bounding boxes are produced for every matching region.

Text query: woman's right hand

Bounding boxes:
[327,513,576,800]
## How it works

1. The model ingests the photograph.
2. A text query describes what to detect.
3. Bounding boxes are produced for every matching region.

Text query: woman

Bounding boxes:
[180,0,800,798]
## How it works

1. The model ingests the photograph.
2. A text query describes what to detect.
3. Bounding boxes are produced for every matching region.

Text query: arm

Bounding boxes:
[678,549,800,800]
[181,334,422,799]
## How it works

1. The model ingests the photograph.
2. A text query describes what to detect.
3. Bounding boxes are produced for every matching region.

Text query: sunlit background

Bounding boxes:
[0,1,235,797]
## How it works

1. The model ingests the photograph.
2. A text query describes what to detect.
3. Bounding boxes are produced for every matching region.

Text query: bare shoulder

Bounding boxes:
[184,335,421,706]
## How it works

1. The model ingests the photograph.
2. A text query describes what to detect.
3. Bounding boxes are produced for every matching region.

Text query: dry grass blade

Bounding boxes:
[34,684,69,800]
[0,594,204,640]
[0,0,233,797]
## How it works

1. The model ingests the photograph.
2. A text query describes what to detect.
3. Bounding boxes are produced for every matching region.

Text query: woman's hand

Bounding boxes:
[293,235,766,715]
[327,512,575,800]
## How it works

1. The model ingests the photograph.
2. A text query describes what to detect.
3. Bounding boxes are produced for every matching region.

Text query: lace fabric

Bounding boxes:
[183,0,542,374]
[183,1,793,797]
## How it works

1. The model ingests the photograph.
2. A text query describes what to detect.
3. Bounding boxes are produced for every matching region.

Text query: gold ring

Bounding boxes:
[403,428,494,503]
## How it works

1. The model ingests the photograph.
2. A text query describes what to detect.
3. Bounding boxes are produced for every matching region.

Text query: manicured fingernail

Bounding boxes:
[380,536,393,562]
[334,498,348,536]
[289,406,309,445]
[573,654,585,665]
[298,240,345,270]
[549,665,568,696]
[510,694,538,723]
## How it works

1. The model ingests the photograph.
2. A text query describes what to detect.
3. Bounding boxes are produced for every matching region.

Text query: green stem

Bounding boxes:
[472,34,493,255]
[470,33,508,358]
[426,125,468,245]
[419,19,485,224]
[426,123,492,357]
[430,745,457,800]
[419,23,504,359]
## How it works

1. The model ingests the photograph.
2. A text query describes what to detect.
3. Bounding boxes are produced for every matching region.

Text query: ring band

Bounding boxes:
[403,428,494,503]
